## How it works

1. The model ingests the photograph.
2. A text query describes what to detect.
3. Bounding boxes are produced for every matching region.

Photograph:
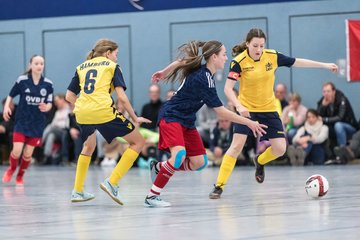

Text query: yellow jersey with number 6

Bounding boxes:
[67,56,127,124]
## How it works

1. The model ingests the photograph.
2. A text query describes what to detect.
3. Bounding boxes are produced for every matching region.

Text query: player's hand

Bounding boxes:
[327,63,338,73]
[136,117,152,124]
[0,125,5,134]
[151,70,166,83]
[248,120,267,138]
[39,102,51,112]
[236,105,250,118]
[3,106,12,122]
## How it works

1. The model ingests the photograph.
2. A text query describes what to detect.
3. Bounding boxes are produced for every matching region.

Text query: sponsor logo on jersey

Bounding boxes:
[25,95,46,105]
[242,66,255,72]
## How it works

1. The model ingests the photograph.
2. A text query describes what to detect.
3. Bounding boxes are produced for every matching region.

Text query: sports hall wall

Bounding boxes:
[0,0,359,117]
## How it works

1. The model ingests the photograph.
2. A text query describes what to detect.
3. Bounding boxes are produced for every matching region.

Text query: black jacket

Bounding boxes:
[141,99,163,130]
[317,90,358,129]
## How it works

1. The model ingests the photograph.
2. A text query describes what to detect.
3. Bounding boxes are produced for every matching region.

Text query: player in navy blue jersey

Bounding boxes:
[2,55,53,185]
[144,40,267,207]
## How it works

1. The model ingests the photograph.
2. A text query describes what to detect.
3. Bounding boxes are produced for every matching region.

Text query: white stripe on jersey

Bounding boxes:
[206,72,215,88]
[16,75,28,83]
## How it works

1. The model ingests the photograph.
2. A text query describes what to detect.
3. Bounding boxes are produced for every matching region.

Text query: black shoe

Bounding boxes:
[253,156,265,183]
[209,184,224,199]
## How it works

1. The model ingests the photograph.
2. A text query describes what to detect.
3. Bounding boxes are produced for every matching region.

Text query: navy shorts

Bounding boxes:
[77,114,135,144]
[233,112,285,141]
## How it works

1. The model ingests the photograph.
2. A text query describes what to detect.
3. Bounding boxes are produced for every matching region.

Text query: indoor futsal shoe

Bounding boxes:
[15,175,24,186]
[71,190,95,202]
[209,184,223,199]
[100,178,123,205]
[2,168,15,183]
[144,195,171,208]
[149,159,160,183]
[253,156,265,183]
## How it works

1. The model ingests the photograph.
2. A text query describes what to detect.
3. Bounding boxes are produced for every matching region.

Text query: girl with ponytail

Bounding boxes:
[144,40,267,207]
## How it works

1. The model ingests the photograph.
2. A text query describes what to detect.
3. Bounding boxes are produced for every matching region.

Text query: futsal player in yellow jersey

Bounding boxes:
[66,39,151,205]
[210,28,338,199]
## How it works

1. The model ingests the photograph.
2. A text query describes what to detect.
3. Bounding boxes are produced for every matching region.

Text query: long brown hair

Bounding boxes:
[232,28,266,57]
[24,54,44,75]
[166,40,223,83]
[87,39,118,60]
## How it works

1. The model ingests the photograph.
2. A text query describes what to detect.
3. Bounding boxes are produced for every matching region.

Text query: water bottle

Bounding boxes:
[286,112,294,131]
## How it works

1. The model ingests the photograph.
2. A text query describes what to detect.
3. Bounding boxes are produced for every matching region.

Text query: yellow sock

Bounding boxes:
[74,154,91,192]
[109,148,139,185]
[258,147,278,165]
[215,154,237,189]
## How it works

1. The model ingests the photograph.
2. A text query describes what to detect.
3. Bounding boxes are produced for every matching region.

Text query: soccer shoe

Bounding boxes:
[71,190,95,202]
[253,156,265,183]
[149,159,160,183]
[144,195,171,208]
[15,175,24,186]
[209,184,224,199]
[2,168,15,183]
[100,178,123,205]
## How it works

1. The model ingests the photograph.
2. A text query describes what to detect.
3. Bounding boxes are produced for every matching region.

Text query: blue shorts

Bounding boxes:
[233,112,285,141]
[77,114,135,144]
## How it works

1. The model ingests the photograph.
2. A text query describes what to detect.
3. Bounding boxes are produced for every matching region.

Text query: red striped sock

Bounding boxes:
[17,156,31,177]
[178,157,192,171]
[9,153,19,172]
[150,161,175,195]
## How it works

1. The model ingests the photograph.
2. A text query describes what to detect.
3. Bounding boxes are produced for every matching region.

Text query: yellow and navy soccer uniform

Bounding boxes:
[228,49,295,139]
[67,56,134,143]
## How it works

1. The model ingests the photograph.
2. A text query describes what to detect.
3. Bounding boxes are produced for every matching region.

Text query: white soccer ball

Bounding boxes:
[305,174,329,198]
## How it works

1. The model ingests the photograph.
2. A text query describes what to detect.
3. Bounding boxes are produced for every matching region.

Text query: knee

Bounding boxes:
[82,141,96,155]
[334,122,344,132]
[196,154,208,171]
[272,144,287,157]
[173,149,186,169]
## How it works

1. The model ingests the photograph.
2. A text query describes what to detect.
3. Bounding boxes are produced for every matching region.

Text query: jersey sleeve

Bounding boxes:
[67,71,81,95]
[9,81,21,98]
[199,74,223,108]
[46,83,54,104]
[277,52,296,67]
[227,60,241,81]
[113,65,127,91]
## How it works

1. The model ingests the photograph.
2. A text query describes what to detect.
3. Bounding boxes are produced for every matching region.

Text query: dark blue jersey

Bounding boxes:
[9,74,54,137]
[159,65,223,128]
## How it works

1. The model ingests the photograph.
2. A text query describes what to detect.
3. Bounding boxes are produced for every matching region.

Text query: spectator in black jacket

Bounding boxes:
[206,117,233,166]
[140,84,163,131]
[317,82,358,148]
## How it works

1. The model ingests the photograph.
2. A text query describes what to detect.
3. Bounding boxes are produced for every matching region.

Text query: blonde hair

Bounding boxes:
[288,92,302,103]
[86,39,118,60]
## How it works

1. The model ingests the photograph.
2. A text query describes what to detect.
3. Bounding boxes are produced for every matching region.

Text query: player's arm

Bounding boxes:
[115,87,151,124]
[151,59,185,83]
[213,106,267,137]
[66,71,81,106]
[225,60,249,117]
[3,96,14,122]
[292,58,338,73]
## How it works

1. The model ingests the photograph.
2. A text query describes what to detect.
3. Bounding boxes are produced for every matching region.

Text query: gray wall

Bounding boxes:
[0,0,359,118]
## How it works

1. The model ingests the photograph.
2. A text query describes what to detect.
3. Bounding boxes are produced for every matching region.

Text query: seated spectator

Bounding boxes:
[197,105,217,148]
[332,129,360,164]
[281,93,307,144]
[288,109,329,166]
[207,117,233,166]
[317,82,358,150]
[275,83,289,110]
[42,94,71,164]
[140,84,163,131]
